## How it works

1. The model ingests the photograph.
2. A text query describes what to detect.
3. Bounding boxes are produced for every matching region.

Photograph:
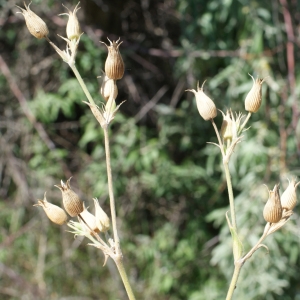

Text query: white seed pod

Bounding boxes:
[93,198,110,232]
[281,178,300,211]
[186,81,217,121]
[59,2,81,41]
[55,177,84,217]
[16,2,49,39]
[245,74,265,113]
[263,184,283,223]
[100,75,118,101]
[101,38,125,80]
[34,193,68,225]
[78,203,100,234]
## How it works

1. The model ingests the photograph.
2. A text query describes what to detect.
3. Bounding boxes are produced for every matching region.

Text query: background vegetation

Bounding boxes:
[0,0,300,299]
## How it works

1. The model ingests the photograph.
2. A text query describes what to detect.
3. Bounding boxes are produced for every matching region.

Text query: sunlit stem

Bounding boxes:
[211,119,225,157]
[226,260,243,300]
[223,162,237,230]
[103,126,120,256]
[69,63,96,106]
[114,256,137,300]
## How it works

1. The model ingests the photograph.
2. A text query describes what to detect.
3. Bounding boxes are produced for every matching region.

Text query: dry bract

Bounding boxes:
[55,177,84,217]
[16,2,49,39]
[34,193,68,225]
[186,81,217,121]
[101,38,125,80]
[263,184,283,223]
[245,74,265,113]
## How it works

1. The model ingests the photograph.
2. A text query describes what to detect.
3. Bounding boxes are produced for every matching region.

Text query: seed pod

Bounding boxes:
[220,110,233,142]
[263,184,283,223]
[281,178,300,211]
[101,38,125,80]
[16,2,49,39]
[34,192,68,225]
[55,177,84,217]
[245,74,265,113]
[100,74,118,101]
[93,198,110,232]
[60,2,81,41]
[78,203,100,234]
[186,81,217,121]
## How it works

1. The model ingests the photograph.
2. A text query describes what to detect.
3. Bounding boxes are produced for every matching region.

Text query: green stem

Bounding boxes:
[114,257,136,300]
[223,162,237,230]
[226,260,243,300]
[103,127,120,256]
[211,119,225,157]
[69,63,96,106]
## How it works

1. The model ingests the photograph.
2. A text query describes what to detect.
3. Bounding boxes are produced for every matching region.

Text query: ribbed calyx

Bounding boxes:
[55,177,84,217]
[263,184,283,223]
[16,2,49,39]
[101,38,125,80]
[245,74,265,113]
[281,178,300,211]
[186,81,217,121]
[34,192,68,225]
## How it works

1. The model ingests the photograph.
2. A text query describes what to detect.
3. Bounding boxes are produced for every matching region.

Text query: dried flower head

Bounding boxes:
[245,74,265,113]
[186,81,217,121]
[93,198,110,232]
[55,177,84,217]
[34,192,68,225]
[281,178,300,211]
[16,2,49,39]
[59,2,81,41]
[101,38,125,80]
[263,184,283,223]
[100,74,118,101]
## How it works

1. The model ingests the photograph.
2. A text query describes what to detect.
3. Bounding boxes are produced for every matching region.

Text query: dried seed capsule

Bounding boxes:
[101,38,125,80]
[245,74,265,113]
[263,184,283,223]
[93,198,110,232]
[55,177,84,217]
[34,192,68,225]
[16,2,49,39]
[78,203,100,234]
[281,178,300,211]
[186,81,217,121]
[59,2,81,41]
[100,74,118,101]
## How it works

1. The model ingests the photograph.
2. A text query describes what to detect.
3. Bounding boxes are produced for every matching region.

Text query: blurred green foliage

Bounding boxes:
[0,0,300,299]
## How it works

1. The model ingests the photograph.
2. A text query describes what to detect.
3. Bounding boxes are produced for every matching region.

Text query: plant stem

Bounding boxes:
[211,119,225,157]
[226,260,243,300]
[69,63,96,106]
[103,126,120,255]
[114,256,136,300]
[223,162,237,230]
